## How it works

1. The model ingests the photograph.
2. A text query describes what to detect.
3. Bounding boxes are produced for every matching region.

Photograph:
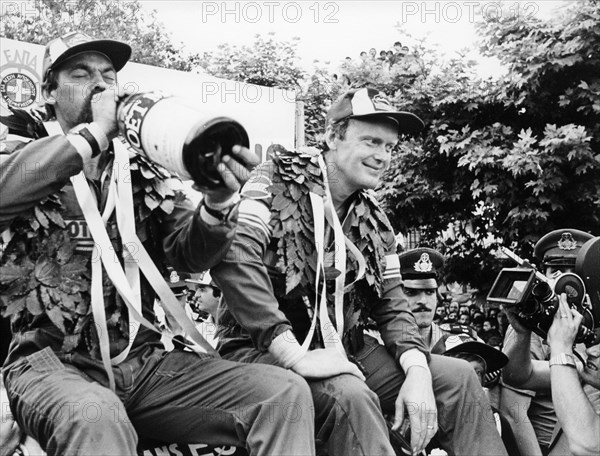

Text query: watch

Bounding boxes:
[549,353,577,368]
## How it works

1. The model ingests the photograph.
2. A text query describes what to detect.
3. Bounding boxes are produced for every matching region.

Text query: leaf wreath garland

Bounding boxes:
[0,146,182,353]
[268,147,391,320]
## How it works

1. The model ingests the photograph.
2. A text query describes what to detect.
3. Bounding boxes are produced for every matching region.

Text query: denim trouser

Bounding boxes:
[224,335,509,456]
[3,345,315,456]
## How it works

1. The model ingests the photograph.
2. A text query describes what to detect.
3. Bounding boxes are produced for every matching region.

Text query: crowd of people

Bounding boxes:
[356,41,412,69]
[0,31,598,456]
[333,41,418,88]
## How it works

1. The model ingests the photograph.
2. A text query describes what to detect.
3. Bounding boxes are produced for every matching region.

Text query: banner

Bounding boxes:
[0,37,296,159]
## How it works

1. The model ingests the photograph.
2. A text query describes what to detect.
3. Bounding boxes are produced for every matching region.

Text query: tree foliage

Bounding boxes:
[377,1,600,289]
[0,0,199,70]
[3,0,598,294]
[197,32,305,89]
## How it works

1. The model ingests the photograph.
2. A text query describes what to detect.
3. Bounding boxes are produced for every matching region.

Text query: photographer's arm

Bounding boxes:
[502,311,551,392]
[548,297,600,456]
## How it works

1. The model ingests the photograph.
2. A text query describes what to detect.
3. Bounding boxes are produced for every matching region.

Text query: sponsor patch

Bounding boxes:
[241,174,272,200]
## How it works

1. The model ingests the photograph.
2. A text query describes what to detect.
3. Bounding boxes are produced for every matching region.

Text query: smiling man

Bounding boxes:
[212,88,508,456]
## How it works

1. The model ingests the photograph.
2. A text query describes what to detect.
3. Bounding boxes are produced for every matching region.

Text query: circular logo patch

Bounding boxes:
[1,73,37,108]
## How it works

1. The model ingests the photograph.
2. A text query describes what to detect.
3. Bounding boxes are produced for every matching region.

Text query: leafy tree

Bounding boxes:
[0,0,199,70]
[198,32,305,89]
[377,0,600,290]
[301,66,343,147]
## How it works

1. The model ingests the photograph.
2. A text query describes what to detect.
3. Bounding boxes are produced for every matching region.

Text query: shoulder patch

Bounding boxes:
[241,173,272,200]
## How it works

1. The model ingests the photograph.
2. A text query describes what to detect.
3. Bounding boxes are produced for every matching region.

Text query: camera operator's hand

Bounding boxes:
[503,305,531,335]
[547,293,582,354]
[204,145,259,206]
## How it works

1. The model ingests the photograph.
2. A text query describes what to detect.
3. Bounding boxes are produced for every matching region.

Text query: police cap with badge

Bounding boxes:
[534,228,594,267]
[535,228,600,342]
[398,247,444,289]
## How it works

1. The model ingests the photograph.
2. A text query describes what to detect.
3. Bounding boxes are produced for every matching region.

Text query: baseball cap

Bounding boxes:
[326,88,425,135]
[433,333,508,373]
[398,247,444,289]
[43,31,131,81]
[533,228,594,267]
[185,271,215,288]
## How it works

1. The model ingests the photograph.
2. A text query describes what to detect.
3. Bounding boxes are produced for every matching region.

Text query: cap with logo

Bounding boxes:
[432,332,508,373]
[326,87,425,135]
[43,31,132,81]
[533,228,594,267]
[398,247,444,289]
[185,271,217,289]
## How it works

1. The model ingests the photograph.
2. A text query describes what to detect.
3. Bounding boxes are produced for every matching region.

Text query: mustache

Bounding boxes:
[412,305,432,313]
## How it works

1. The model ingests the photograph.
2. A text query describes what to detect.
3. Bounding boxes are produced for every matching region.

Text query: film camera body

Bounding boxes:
[117,92,250,190]
[487,235,600,346]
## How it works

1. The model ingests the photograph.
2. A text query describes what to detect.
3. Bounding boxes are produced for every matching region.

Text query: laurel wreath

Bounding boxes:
[0,148,181,353]
[268,147,391,324]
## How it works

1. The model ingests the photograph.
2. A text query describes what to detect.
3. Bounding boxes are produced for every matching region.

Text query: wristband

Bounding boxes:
[76,127,102,158]
[549,353,577,368]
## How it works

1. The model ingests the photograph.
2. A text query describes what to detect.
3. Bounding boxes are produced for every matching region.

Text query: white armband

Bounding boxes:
[268,330,305,369]
[400,348,429,374]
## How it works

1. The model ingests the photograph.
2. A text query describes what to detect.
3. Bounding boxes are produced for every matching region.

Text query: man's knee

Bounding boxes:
[54,388,132,434]
[325,374,381,411]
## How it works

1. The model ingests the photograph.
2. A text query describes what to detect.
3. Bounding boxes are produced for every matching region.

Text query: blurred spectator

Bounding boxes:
[186,272,221,322]
[186,271,221,348]
[385,50,394,65]
[472,315,484,334]
[483,317,498,332]
[486,335,503,351]
[448,300,459,315]
[479,317,502,344]
[369,47,377,59]
[445,311,458,323]
[458,313,471,326]
[496,308,509,337]
[434,306,447,323]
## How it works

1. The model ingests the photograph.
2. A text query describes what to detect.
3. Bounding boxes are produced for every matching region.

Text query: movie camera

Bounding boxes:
[487,238,600,346]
